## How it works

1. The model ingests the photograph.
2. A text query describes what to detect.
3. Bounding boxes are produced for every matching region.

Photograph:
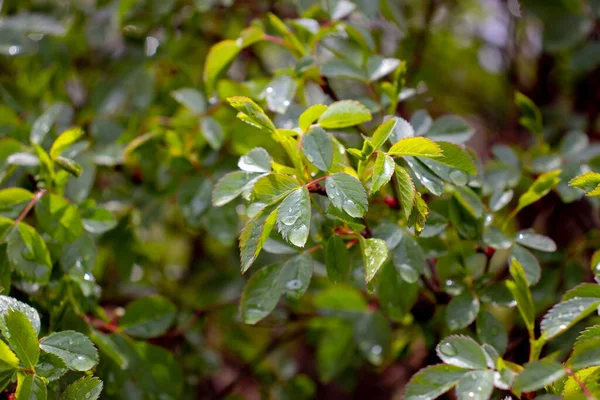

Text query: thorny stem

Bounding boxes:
[15,189,47,225]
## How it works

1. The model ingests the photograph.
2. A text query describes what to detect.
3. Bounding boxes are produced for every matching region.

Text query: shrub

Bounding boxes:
[0,1,599,399]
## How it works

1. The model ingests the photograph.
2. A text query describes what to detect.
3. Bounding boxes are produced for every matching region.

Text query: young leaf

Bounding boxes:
[513,360,565,395]
[0,339,19,371]
[325,173,368,218]
[250,173,299,216]
[59,376,103,400]
[35,194,84,243]
[360,237,388,283]
[240,203,279,272]
[228,96,276,133]
[0,188,33,216]
[446,291,480,331]
[204,40,242,95]
[118,296,176,338]
[15,374,46,400]
[299,104,328,131]
[370,118,398,152]
[50,127,84,159]
[569,172,600,196]
[276,187,311,247]
[39,331,98,371]
[302,127,333,171]
[370,153,395,194]
[515,91,543,137]
[394,165,416,219]
[506,260,535,334]
[404,364,468,400]
[436,335,488,369]
[54,156,83,177]
[325,235,349,283]
[318,100,371,129]
[387,137,442,158]
[6,223,52,284]
[3,309,39,369]
[516,169,562,212]
[408,192,429,233]
[434,142,477,175]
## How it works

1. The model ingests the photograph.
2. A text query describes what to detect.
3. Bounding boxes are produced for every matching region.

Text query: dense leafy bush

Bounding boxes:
[0,0,599,399]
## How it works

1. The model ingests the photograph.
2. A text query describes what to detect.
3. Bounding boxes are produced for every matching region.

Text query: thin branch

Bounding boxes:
[15,189,47,225]
[565,367,593,398]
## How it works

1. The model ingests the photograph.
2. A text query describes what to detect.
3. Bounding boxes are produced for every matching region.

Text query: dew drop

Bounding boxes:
[286,279,302,290]
[439,341,457,356]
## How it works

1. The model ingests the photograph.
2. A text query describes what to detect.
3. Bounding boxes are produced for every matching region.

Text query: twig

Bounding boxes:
[15,189,47,225]
[565,367,593,398]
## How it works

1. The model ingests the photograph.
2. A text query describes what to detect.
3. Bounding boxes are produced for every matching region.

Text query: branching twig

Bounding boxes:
[565,367,593,399]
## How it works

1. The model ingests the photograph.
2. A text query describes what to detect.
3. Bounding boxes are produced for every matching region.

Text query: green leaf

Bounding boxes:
[318,100,372,129]
[3,309,39,368]
[325,235,349,283]
[118,295,176,338]
[569,172,600,196]
[16,374,46,400]
[80,207,117,234]
[408,192,429,234]
[265,75,297,114]
[391,231,425,283]
[30,103,65,145]
[204,40,242,95]
[426,116,474,144]
[394,165,416,219]
[6,223,52,284]
[0,188,33,217]
[325,173,368,218]
[280,254,313,299]
[513,360,565,395]
[59,376,103,400]
[200,116,224,150]
[212,171,265,207]
[276,187,311,247]
[476,311,508,355]
[35,194,83,243]
[299,104,328,131]
[0,296,41,336]
[377,261,418,321]
[228,96,276,133]
[238,148,272,173]
[39,331,98,371]
[360,237,388,283]
[404,364,468,400]
[367,56,401,81]
[434,142,477,175]
[436,335,488,369]
[302,127,333,171]
[54,156,82,177]
[388,137,442,157]
[317,321,354,382]
[446,291,480,331]
[35,352,67,381]
[354,311,390,365]
[0,336,19,370]
[240,203,279,272]
[177,177,212,228]
[515,91,543,137]
[250,173,299,216]
[510,244,541,286]
[453,186,484,218]
[455,370,494,400]
[89,330,128,369]
[240,263,284,325]
[370,153,395,194]
[320,59,367,80]
[370,118,398,152]
[123,131,163,160]
[489,189,514,212]
[50,127,84,159]
[516,170,562,212]
[541,295,600,340]
[569,337,600,371]
[506,260,535,334]
[171,88,206,113]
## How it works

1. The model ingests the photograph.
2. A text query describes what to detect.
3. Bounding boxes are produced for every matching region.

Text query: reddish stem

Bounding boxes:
[15,189,47,225]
